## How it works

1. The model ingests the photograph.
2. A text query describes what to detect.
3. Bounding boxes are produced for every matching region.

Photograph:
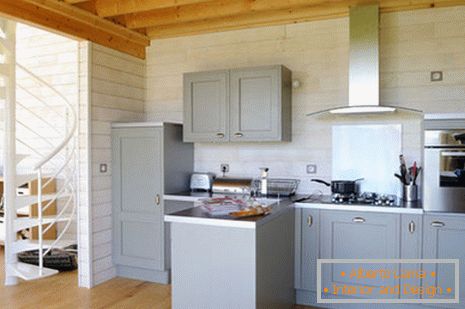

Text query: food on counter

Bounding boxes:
[199,196,272,218]
[229,205,272,218]
[200,196,247,216]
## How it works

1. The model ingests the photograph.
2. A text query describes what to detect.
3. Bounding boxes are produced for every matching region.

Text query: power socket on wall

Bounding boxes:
[220,164,229,173]
[306,164,317,174]
[431,71,443,82]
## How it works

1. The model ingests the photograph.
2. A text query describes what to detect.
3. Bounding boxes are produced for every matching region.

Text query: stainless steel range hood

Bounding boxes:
[308,5,420,116]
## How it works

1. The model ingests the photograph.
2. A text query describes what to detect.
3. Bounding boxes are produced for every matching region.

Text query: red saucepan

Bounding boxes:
[311,178,364,195]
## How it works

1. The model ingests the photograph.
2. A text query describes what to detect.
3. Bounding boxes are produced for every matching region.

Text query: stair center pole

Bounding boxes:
[3,19,18,286]
[37,169,43,276]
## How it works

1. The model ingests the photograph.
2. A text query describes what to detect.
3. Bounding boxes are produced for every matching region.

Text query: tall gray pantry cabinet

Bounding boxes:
[111,123,193,283]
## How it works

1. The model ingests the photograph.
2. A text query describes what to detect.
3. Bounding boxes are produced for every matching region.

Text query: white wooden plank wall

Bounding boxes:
[145,6,465,194]
[89,43,145,285]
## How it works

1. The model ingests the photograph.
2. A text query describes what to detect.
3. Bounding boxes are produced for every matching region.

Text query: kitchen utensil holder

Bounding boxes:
[402,184,418,202]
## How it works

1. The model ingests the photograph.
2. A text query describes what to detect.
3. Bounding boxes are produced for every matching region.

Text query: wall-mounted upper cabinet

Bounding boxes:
[183,65,291,143]
[183,70,229,142]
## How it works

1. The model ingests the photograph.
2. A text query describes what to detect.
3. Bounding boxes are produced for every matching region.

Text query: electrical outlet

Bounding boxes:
[306,164,317,174]
[431,71,443,82]
[220,164,229,173]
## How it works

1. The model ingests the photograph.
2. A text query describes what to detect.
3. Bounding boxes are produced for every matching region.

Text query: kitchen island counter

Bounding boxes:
[165,195,295,309]
[164,196,295,228]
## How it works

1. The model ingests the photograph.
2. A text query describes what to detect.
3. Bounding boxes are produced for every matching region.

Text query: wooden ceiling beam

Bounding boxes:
[0,0,149,58]
[25,0,148,45]
[146,0,465,39]
[93,0,213,17]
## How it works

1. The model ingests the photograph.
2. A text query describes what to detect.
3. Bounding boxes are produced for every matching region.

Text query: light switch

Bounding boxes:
[99,163,108,173]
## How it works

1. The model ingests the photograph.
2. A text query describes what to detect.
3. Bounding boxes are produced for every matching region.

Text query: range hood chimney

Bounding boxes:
[336,4,395,114]
[308,4,409,116]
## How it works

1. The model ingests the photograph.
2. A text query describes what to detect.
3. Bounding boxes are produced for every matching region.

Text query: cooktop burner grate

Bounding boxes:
[332,192,397,206]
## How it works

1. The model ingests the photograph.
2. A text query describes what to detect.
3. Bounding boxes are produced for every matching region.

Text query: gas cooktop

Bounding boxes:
[296,192,403,207]
[331,192,398,206]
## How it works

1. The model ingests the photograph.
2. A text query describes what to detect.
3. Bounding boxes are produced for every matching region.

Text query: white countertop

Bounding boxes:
[164,193,208,202]
[294,202,424,214]
[424,113,465,120]
[112,121,182,128]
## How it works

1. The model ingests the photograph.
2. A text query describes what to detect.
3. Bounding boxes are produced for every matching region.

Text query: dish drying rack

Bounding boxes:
[252,178,300,197]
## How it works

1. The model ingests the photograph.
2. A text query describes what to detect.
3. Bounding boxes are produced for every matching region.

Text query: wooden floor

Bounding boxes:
[0,247,317,308]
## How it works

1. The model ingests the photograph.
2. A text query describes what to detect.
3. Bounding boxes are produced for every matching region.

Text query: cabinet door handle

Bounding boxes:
[431,221,445,228]
[234,132,243,137]
[352,217,365,223]
[155,194,161,206]
[307,215,313,227]
[408,221,416,233]
[216,133,225,138]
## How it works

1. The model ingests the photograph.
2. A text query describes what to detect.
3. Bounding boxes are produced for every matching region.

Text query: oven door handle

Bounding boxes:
[441,152,465,157]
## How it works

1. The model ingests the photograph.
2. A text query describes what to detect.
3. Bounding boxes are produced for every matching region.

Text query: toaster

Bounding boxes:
[190,173,215,191]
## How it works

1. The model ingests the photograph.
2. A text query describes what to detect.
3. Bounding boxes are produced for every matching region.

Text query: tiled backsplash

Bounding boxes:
[145,7,464,194]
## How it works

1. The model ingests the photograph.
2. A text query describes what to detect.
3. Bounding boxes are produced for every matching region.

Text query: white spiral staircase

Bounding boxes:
[1,19,78,285]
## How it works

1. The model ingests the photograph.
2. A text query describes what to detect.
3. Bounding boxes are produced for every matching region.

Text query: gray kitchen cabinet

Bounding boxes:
[229,66,291,142]
[422,214,465,308]
[112,123,193,283]
[295,208,319,292]
[169,208,294,309]
[400,214,423,299]
[319,210,401,299]
[183,70,229,142]
[163,200,195,272]
[183,65,291,143]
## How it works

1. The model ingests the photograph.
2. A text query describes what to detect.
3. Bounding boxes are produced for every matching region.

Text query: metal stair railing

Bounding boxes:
[15,63,78,277]
[1,17,78,284]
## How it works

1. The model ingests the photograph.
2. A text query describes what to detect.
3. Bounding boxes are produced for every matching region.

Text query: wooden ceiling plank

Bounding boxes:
[147,3,350,39]
[0,0,146,58]
[125,0,338,29]
[146,0,465,39]
[23,0,149,46]
[130,0,465,29]
[73,0,98,15]
[94,0,213,17]
[63,0,90,3]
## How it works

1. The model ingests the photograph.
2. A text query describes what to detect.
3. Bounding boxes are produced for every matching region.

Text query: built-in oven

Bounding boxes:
[424,130,465,212]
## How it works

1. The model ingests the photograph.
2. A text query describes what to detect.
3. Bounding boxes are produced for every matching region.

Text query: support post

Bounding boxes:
[3,19,17,286]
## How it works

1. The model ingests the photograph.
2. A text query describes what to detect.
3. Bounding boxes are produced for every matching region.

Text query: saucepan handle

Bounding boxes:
[311,179,331,186]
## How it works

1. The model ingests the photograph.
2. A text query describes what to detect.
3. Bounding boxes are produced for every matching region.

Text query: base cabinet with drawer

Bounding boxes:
[295,208,427,308]
[183,65,291,143]
[320,211,401,299]
[422,214,465,309]
[112,123,193,283]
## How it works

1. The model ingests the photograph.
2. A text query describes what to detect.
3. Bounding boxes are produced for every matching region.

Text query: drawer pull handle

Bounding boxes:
[307,215,313,227]
[155,194,161,206]
[352,217,365,223]
[409,221,415,233]
[216,133,225,138]
[234,132,243,137]
[431,221,445,228]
